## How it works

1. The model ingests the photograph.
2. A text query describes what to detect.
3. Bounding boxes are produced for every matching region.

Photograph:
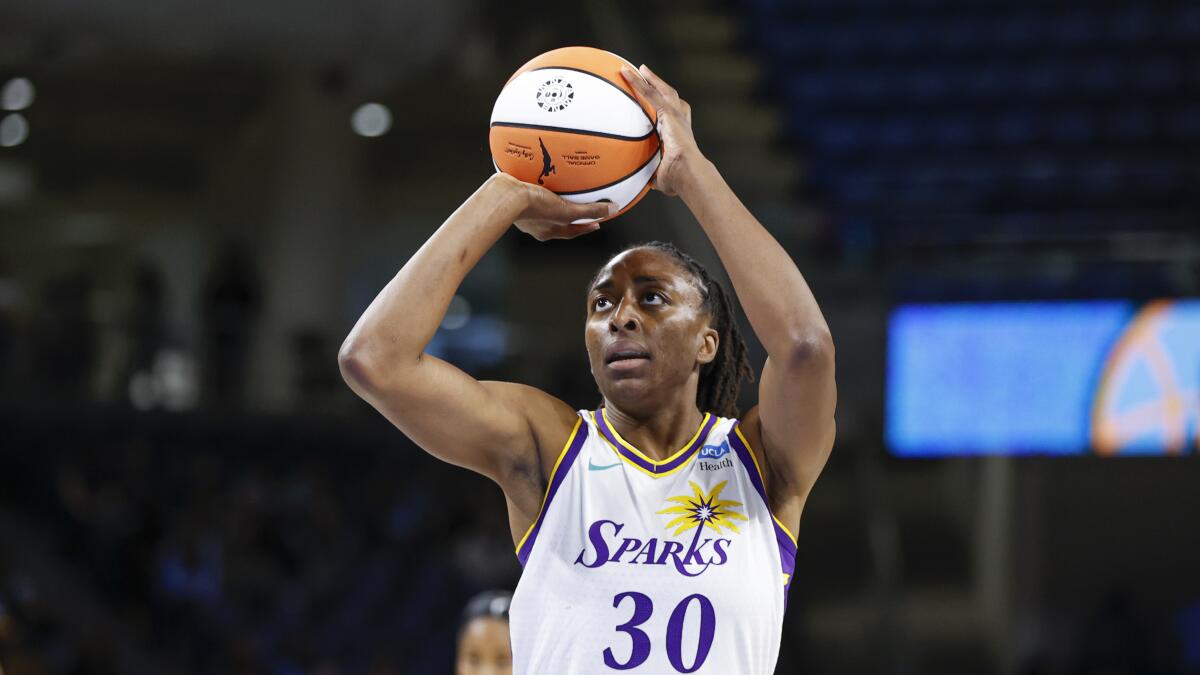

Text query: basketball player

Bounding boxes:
[457,590,514,675]
[339,64,835,673]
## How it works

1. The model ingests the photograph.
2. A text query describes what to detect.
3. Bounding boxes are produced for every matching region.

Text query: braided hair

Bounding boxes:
[596,241,754,418]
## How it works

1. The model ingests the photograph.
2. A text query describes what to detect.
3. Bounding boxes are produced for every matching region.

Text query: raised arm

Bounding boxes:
[338,174,612,525]
[622,66,836,521]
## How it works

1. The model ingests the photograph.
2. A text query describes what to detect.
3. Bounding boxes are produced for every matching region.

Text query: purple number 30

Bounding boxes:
[603,592,653,669]
[603,592,716,672]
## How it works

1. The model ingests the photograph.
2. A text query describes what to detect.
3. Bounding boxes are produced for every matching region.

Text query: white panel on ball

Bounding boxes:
[563,150,661,224]
[491,68,653,139]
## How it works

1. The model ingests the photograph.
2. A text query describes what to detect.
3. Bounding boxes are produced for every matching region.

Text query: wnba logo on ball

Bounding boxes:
[536,77,574,112]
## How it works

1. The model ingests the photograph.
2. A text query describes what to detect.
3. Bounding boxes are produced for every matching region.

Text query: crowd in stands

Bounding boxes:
[0,410,519,675]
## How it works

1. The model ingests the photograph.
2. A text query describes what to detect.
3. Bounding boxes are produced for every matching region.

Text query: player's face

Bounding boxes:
[456,617,512,675]
[585,248,718,409]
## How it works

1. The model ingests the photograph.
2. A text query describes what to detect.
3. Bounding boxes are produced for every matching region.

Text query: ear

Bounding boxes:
[696,327,719,366]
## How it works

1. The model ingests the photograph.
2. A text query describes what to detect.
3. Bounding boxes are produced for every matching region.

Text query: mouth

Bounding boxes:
[604,348,652,371]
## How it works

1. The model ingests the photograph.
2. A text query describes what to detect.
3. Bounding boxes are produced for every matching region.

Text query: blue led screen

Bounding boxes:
[886,300,1200,456]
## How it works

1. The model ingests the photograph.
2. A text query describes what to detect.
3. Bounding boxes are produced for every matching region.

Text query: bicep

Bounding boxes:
[753,347,837,494]
[342,352,573,483]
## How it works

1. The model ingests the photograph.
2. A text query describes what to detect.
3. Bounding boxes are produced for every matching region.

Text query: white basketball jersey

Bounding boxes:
[509,409,798,674]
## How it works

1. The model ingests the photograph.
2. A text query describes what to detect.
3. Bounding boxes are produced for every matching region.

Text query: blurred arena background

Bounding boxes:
[1,0,1199,673]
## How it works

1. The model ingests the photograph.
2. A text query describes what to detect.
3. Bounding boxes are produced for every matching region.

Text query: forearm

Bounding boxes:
[340,175,524,372]
[677,158,831,358]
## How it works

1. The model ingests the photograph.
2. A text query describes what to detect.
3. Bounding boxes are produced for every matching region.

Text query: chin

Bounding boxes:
[599,377,661,409]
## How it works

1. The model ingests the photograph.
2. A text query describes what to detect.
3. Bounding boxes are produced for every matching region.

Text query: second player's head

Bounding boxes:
[585,242,752,418]
[456,590,513,675]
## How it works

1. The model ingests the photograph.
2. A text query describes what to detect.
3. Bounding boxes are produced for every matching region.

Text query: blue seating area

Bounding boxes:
[736,0,1200,252]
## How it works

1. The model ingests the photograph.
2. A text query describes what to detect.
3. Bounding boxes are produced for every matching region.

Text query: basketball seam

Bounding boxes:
[489,121,657,142]
[555,149,660,196]
[525,66,655,126]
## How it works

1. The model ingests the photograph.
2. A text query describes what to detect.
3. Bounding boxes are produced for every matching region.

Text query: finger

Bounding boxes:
[561,221,603,238]
[515,220,555,241]
[548,220,601,239]
[639,64,678,101]
[639,64,676,99]
[621,66,666,110]
[569,200,619,222]
[620,65,658,102]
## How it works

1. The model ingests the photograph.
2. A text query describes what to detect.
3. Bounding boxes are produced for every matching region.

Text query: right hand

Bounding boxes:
[492,173,616,241]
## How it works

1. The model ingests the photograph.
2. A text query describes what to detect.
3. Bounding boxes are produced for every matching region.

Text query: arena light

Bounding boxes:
[1,78,34,111]
[0,114,28,147]
[351,102,392,137]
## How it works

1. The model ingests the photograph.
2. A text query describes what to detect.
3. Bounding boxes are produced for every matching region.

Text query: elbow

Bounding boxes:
[337,342,367,390]
[338,339,381,394]
[780,328,835,371]
[338,337,419,396]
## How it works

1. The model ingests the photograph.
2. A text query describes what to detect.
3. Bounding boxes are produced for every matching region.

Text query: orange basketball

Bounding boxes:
[489,46,660,221]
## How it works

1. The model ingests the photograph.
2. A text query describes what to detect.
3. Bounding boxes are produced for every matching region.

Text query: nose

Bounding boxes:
[608,297,641,333]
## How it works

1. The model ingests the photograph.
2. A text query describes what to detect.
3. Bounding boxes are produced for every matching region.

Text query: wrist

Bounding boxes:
[675,154,717,202]
[484,172,530,220]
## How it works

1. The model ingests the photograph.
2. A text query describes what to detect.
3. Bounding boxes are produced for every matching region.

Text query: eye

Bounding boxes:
[593,296,612,311]
[642,291,665,305]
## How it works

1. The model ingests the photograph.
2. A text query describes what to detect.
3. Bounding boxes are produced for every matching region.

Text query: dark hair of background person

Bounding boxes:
[459,589,513,635]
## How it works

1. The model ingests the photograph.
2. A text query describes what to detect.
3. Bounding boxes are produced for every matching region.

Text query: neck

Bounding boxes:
[603,390,706,462]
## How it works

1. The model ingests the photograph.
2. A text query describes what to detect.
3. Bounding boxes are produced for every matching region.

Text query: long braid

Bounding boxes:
[611,241,754,418]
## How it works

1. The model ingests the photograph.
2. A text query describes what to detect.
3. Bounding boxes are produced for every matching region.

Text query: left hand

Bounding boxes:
[621,64,704,197]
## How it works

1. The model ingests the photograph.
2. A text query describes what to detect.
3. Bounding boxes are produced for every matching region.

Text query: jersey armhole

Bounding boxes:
[729,421,799,547]
[514,414,588,565]
[730,419,799,598]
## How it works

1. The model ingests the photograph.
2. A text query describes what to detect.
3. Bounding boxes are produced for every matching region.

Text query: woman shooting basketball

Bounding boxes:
[339,64,835,673]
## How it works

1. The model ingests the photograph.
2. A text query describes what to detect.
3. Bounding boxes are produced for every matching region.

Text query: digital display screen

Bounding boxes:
[886,300,1200,457]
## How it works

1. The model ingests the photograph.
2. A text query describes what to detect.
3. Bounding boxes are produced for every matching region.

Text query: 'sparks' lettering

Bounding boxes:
[574,519,731,578]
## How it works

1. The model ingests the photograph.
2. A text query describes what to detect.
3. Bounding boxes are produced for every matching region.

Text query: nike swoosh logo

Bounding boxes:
[588,460,621,471]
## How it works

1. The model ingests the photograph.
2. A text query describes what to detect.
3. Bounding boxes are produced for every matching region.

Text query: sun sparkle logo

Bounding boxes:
[574,481,747,577]
[658,480,746,537]
[536,77,574,112]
